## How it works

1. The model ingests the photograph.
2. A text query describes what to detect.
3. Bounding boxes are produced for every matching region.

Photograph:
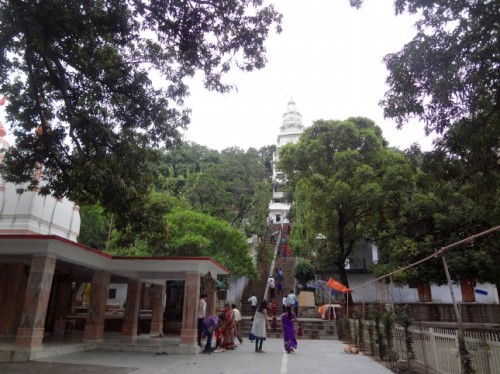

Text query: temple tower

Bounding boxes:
[268,99,305,224]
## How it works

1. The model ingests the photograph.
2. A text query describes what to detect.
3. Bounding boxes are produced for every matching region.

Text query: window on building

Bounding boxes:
[217,289,227,300]
[108,288,117,299]
[275,214,281,222]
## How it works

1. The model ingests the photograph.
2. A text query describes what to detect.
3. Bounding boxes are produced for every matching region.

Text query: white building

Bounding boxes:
[268,99,305,224]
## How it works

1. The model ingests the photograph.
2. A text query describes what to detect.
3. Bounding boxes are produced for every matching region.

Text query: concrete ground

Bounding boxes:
[0,338,393,374]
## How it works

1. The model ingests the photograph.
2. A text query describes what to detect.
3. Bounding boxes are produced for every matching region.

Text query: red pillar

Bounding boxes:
[149,283,165,336]
[84,270,110,341]
[180,272,200,345]
[122,279,142,337]
[15,255,56,347]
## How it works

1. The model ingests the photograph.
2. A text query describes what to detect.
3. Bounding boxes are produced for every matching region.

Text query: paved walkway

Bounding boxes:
[0,338,393,374]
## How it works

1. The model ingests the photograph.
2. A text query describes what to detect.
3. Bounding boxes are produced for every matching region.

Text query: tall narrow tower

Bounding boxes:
[268,99,304,224]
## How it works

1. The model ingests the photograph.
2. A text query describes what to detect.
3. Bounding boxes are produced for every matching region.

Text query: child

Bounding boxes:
[269,299,277,317]
[271,315,278,332]
[297,323,303,338]
[214,317,225,352]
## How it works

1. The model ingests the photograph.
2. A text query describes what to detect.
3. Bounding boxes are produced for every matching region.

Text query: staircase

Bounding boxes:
[240,258,270,317]
[238,226,337,340]
[272,255,297,304]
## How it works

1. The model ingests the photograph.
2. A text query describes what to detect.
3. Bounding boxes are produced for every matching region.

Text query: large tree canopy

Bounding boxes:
[186,146,271,233]
[164,209,257,277]
[347,0,500,288]
[379,0,499,135]
[0,0,281,221]
[279,117,414,290]
[374,145,500,288]
[376,0,499,180]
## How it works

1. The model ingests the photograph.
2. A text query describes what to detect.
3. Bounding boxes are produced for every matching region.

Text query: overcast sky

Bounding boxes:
[183,0,436,152]
[0,0,436,152]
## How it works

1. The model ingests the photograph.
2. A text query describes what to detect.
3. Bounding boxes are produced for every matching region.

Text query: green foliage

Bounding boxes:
[78,204,111,250]
[382,311,395,361]
[367,321,375,356]
[354,307,364,349]
[370,307,386,360]
[164,209,257,278]
[458,334,475,374]
[380,0,499,138]
[0,0,281,223]
[350,0,500,289]
[258,243,275,265]
[280,117,414,288]
[158,144,272,237]
[395,305,415,361]
[374,146,500,286]
[337,316,351,341]
[186,147,271,233]
[293,258,316,288]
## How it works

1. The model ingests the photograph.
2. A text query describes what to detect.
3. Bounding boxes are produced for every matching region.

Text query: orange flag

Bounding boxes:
[326,278,352,293]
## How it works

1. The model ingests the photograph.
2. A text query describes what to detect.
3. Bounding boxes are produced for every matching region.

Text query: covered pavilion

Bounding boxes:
[0,234,228,361]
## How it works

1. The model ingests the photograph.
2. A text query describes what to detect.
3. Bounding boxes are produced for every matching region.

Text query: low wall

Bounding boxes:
[348,303,500,324]
[408,303,500,323]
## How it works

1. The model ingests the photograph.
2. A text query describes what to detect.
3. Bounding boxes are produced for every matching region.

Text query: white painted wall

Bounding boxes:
[348,274,499,304]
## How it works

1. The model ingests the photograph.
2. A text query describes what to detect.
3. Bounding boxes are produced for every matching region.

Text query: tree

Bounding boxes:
[164,209,257,278]
[78,204,111,251]
[378,1,499,134]
[279,117,414,292]
[374,146,500,289]
[0,0,282,223]
[294,258,316,289]
[373,0,499,196]
[351,0,500,294]
[186,147,271,233]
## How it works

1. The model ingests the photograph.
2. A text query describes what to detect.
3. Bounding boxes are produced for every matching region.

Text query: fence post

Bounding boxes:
[428,327,440,371]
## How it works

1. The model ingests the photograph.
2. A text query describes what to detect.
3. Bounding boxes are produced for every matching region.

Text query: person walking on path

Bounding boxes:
[281,306,298,353]
[197,294,208,347]
[250,300,271,353]
[232,303,243,344]
[201,315,218,354]
[282,295,287,314]
[248,294,257,319]
[222,303,236,350]
[286,290,298,315]
[267,276,276,299]
[276,278,282,296]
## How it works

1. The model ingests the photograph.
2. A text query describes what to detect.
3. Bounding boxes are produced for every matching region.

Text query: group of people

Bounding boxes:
[198,287,301,355]
[276,236,292,259]
[198,294,243,354]
[247,290,300,354]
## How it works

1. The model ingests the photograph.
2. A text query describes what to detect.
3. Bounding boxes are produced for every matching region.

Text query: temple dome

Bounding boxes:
[0,98,81,241]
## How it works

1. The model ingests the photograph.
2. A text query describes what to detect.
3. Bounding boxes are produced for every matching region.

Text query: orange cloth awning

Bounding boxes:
[326,278,352,293]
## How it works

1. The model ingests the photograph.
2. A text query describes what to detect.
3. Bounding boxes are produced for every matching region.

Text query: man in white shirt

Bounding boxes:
[197,294,207,347]
[248,294,257,319]
[282,295,287,314]
[232,303,243,344]
[267,276,276,299]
